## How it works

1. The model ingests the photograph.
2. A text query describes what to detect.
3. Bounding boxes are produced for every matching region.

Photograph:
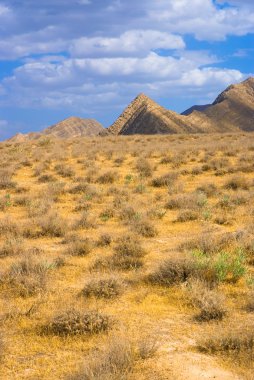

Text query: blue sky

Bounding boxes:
[0,0,253,139]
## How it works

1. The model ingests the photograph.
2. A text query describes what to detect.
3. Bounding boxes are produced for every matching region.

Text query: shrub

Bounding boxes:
[38,174,56,183]
[55,164,75,178]
[66,239,93,256]
[225,176,250,190]
[198,326,254,364]
[245,292,254,312]
[69,333,158,380]
[97,171,117,184]
[114,235,145,258]
[119,206,139,224]
[151,172,178,188]
[180,231,235,255]
[0,237,24,257]
[166,192,207,211]
[45,310,112,336]
[131,218,158,237]
[0,170,16,189]
[70,334,134,380]
[196,183,217,197]
[39,212,67,237]
[75,211,96,229]
[6,256,49,297]
[0,217,20,237]
[82,277,124,299]
[175,210,199,222]
[100,208,114,222]
[148,257,195,286]
[188,280,227,321]
[97,234,112,247]
[27,197,52,217]
[136,158,153,177]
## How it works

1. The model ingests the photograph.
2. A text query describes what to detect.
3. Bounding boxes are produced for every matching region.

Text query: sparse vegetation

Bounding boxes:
[0,134,254,379]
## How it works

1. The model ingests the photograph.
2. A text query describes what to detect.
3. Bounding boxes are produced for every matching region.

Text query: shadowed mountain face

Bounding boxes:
[181,104,211,116]
[8,117,103,142]
[107,77,254,135]
[107,93,208,135]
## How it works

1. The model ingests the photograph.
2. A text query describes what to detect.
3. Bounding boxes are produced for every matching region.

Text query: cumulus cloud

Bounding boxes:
[71,30,185,58]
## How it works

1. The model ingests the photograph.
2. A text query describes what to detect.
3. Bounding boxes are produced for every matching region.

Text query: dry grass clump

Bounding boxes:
[0,217,20,237]
[148,257,195,286]
[0,237,24,257]
[136,158,153,177]
[69,333,158,380]
[175,210,199,222]
[131,218,158,237]
[245,292,254,312]
[225,176,250,190]
[27,197,53,217]
[97,171,117,184]
[196,183,217,197]
[166,192,207,211]
[6,255,50,297]
[151,172,178,187]
[96,233,112,247]
[94,235,145,271]
[54,164,75,178]
[82,276,124,299]
[46,182,66,201]
[38,174,56,183]
[118,206,138,224]
[180,231,235,255]
[38,211,68,237]
[0,169,16,189]
[75,211,96,229]
[198,325,254,365]
[66,238,93,256]
[187,280,227,321]
[44,309,112,336]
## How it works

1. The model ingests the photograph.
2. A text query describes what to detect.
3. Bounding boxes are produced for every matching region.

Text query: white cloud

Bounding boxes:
[71,30,185,58]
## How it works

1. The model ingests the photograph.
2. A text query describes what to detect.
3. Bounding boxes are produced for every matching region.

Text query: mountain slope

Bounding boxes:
[184,77,254,132]
[8,117,103,142]
[107,93,208,135]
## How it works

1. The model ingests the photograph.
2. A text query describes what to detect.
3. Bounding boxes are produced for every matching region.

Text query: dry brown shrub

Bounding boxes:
[187,280,227,321]
[175,210,199,222]
[75,211,96,230]
[135,158,153,177]
[96,234,112,247]
[97,171,117,184]
[44,309,112,336]
[82,276,124,299]
[66,238,93,256]
[39,211,68,237]
[54,164,75,178]
[6,255,50,297]
[131,218,158,237]
[151,172,178,187]
[225,176,250,190]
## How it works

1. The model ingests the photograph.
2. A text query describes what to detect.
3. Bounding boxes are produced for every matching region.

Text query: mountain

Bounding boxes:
[42,116,103,138]
[8,117,103,142]
[107,93,208,135]
[106,77,254,135]
[181,104,211,116]
[186,77,254,132]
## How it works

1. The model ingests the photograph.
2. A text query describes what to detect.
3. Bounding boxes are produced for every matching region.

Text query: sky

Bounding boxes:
[0,0,253,139]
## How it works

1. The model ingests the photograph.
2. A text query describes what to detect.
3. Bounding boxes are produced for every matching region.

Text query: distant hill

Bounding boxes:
[8,117,103,142]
